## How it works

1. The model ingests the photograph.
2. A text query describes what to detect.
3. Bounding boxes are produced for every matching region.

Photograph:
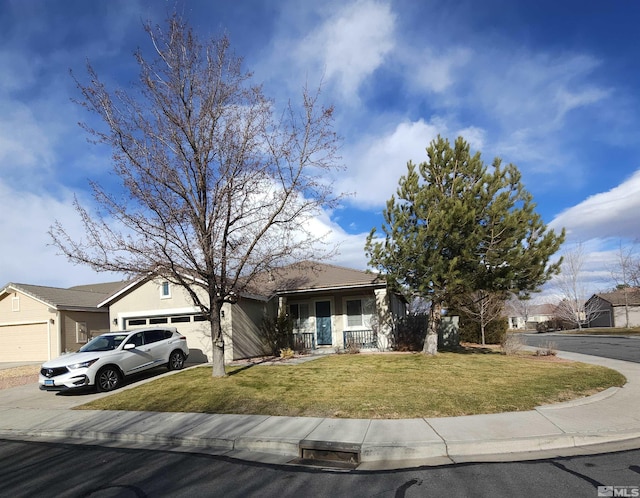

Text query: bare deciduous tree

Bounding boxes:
[454,290,506,345]
[552,243,602,329]
[609,241,639,328]
[49,14,343,377]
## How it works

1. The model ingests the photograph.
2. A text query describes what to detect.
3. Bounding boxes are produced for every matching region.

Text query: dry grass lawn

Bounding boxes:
[78,351,626,419]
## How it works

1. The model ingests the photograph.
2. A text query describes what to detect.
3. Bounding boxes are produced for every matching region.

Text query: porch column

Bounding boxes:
[278,296,287,317]
[374,288,392,350]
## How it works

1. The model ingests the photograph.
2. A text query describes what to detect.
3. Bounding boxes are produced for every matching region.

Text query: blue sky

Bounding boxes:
[1,0,640,299]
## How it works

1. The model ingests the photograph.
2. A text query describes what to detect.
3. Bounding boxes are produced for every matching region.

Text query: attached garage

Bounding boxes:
[0,322,50,362]
[0,282,123,363]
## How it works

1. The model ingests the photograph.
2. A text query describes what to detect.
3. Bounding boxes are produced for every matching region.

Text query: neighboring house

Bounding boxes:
[0,282,125,362]
[586,289,640,328]
[101,261,407,363]
[507,303,557,330]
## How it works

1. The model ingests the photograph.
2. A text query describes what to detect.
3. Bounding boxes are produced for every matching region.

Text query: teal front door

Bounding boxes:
[315,301,332,345]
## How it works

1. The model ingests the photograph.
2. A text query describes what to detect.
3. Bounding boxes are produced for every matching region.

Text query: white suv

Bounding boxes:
[39,327,189,392]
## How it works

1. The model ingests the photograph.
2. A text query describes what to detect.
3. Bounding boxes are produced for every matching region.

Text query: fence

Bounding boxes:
[343,329,377,349]
[293,332,315,351]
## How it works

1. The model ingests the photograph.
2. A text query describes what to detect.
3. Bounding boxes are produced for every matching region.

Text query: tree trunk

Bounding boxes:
[210,300,226,377]
[423,302,440,355]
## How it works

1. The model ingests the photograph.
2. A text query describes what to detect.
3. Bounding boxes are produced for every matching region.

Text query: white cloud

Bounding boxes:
[0,104,55,175]
[549,169,640,242]
[407,47,471,93]
[339,118,445,208]
[295,0,396,101]
[0,181,118,287]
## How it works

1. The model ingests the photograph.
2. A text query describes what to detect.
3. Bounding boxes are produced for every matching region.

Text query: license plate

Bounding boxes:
[44,380,54,386]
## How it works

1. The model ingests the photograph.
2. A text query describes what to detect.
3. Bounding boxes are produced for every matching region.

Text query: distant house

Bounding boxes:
[0,282,125,362]
[508,303,557,330]
[586,289,640,328]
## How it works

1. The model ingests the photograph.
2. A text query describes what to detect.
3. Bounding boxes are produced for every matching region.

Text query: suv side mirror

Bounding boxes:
[123,343,136,350]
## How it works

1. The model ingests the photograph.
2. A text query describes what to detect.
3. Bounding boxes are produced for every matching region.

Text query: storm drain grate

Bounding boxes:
[289,440,361,469]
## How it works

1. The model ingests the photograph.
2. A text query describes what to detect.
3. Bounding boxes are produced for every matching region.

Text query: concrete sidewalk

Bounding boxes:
[0,351,639,470]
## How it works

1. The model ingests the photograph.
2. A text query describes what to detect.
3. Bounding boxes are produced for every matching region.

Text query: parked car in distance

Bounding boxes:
[39,327,189,392]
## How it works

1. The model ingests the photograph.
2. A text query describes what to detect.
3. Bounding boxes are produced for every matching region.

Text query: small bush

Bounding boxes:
[279,348,295,359]
[535,341,557,356]
[344,340,360,354]
[501,333,523,355]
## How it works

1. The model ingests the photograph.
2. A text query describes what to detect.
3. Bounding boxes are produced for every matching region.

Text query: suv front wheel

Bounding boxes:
[96,366,122,392]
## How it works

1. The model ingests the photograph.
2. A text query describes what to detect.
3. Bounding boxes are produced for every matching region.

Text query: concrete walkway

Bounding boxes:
[0,351,639,470]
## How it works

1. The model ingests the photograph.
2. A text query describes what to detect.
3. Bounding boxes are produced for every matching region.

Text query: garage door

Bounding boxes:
[0,323,49,362]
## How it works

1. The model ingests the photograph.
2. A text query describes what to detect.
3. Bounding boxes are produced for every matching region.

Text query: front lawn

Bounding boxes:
[78,352,625,419]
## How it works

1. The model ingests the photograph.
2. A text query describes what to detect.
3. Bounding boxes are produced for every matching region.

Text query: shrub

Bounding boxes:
[260,310,294,356]
[391,314,427,351]
[458,316,508,345]
[344,339,361,354]
[535,341,557,356]
[501,333,523,355]
[279,347,295,359]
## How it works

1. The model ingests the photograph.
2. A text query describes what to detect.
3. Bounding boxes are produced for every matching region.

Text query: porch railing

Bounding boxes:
[293,332,315,351]
[343,329,377,349]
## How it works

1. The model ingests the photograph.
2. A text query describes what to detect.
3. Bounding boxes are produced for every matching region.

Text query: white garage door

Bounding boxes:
[0,323,49,362]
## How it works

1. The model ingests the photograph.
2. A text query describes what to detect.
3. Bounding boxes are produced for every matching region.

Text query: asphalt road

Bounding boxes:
[0,439,638,498]
[523,333,640,363]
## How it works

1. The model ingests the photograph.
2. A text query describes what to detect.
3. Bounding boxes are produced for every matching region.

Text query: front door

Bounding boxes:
[315,301,332,345]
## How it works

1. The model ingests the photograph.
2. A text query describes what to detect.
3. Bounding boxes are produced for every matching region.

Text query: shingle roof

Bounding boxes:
[249,261,384,297]
[2,281,128,310]
[594,289,640,306]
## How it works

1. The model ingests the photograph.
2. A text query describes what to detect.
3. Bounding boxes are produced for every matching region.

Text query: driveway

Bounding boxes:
[0,363,206,410]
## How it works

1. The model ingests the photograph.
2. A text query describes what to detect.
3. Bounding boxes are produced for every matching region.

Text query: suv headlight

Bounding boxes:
[68,359,99,370]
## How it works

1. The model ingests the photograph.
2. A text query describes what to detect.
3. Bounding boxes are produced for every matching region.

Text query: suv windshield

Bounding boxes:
[79,334,128,352]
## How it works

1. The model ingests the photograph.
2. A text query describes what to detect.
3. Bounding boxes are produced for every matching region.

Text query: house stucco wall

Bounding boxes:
[229,297,269,359]
[61,310,110,353]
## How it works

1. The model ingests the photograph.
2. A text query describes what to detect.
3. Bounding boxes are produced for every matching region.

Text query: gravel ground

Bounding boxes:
[0,365,40,390]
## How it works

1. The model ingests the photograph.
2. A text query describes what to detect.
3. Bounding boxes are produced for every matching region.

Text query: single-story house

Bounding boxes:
[255,261,407,353]
[101,261,407,363]
[507,303,557,330]
[0,281,125,362]
[586,289,640,328]
[1,262,407,364]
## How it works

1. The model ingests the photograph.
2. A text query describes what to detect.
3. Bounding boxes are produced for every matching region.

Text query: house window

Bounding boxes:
[127,318,147,327]
[149,317,168,324]
[11,295,19,312]
[160,281,171,299]
[76,322,88,343]
[346,300,363,327]
[288,303,310,332]
[345,298,375,329]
